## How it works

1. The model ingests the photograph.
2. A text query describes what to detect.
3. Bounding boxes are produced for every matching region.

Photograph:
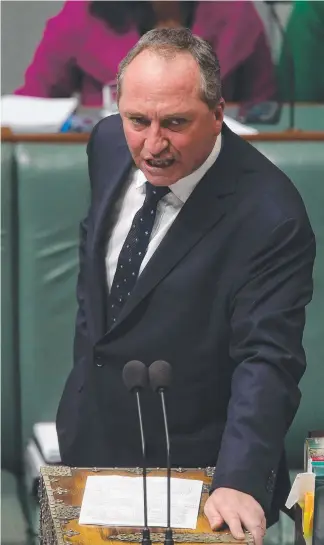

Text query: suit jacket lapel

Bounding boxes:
[107,125,240,334]
[92,143,133,254]
[89,141,133,340]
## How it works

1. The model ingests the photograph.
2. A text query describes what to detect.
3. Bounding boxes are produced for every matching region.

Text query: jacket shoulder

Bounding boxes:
[223,125,312,232]
[87,114,126,156]
[93,113,124,139]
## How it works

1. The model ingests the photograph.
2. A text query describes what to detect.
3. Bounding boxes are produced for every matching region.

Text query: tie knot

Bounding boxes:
[145,182,170,204]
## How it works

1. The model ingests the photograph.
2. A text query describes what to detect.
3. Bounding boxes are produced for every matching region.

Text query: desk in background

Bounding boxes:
[225,103,324,133]
[2,104,324,143]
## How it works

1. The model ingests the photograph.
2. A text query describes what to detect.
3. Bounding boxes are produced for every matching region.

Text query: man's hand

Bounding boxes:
[204,488,266,545]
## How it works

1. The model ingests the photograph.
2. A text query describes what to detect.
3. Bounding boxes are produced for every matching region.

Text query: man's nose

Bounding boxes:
[145,126,168,156]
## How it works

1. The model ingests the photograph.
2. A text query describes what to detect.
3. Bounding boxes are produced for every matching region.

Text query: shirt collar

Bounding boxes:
[134,133,222,203]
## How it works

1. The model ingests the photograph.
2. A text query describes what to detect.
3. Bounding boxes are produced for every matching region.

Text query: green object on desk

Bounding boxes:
[277,1,324,103]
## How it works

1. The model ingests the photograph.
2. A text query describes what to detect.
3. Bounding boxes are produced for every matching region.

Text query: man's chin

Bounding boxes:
[146,174,178,186]
[141,163,180,186]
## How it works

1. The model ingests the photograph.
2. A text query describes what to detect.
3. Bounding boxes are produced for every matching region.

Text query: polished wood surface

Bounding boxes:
[39,467,253,544]
[2,127,324,143]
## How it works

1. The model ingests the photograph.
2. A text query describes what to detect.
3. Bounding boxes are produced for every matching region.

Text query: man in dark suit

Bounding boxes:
[56,28,315,543]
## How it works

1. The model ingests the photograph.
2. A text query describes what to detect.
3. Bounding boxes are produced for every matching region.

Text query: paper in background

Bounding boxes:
[224,114,258,135]
[1,95,78,133]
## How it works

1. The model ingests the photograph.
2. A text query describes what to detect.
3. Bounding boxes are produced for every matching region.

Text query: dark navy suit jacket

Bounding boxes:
[57,115,315,525]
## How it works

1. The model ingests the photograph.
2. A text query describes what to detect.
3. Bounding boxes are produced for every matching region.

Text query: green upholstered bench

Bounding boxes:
[14,143,90,536]
[14,142,90,447]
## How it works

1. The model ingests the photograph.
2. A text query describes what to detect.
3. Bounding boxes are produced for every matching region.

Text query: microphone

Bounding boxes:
[148,360,174,545]
[123,361,151,545]
[264,0,296,130]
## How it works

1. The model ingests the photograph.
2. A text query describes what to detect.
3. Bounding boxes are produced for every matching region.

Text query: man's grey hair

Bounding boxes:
[117,28,222,109]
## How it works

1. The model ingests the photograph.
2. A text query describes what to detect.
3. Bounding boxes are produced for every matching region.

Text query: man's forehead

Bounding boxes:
[120,91,203,116]
[123,50,200,88]
[129,48,196,68]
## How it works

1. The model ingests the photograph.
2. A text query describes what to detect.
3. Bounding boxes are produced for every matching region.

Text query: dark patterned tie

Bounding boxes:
[107,182,170,328]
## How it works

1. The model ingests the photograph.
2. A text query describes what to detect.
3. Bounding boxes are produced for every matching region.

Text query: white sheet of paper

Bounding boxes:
[285,472,315,509]
[1,95,77,133]
[79,476,203,529]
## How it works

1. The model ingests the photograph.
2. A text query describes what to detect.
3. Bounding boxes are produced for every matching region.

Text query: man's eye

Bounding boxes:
[164,119,187,128]
[130,118,148,126]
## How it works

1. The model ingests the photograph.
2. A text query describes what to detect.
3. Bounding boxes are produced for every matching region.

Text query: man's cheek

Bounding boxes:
[127,137,142,154]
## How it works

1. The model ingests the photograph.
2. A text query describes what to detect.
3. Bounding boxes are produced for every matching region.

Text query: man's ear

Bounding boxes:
[216,98,225,115]
[214,100,225,125]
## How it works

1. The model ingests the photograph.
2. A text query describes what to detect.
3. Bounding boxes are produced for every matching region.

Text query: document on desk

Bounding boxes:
[79,476,203,528]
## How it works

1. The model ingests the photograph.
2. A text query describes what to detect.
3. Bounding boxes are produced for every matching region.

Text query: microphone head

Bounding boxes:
[149,360,172,392]
[122,360,148,392]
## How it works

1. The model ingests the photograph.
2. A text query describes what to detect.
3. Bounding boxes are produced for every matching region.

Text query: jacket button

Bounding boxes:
[266,469,276,493]
[95,355,103,367]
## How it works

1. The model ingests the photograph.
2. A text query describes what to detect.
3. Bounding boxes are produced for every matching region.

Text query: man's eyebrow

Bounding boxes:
[125,112,147,117]
[125,112,193,119]
[162,112,193,118]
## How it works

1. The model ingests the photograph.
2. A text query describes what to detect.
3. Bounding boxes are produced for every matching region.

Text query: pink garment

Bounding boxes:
[15,1,276,105]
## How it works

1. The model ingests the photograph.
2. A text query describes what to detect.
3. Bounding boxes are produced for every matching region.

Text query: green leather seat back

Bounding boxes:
[1,143,21,474]
[15,143,89,446]
[253,142,324,469]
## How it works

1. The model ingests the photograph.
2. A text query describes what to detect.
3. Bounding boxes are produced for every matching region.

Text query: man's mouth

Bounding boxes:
[145,158,175,168]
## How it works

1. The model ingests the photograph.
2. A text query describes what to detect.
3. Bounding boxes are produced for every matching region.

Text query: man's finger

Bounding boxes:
[204,505,224,530]
[240,512,266,545]
[259,517,267,535]
[252,516,266,545]
[239,514,265,545]
[224,513,245,541]
[250,526,264,545]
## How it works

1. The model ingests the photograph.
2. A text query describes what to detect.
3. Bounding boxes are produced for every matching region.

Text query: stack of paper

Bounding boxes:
[1,95,77,133]
[79,476,203,529]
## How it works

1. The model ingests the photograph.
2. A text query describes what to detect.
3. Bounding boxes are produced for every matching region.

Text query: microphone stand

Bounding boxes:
[159,389,174,545]
[135,390,152,545]
[123,361,152,545]
[148,360,174,545]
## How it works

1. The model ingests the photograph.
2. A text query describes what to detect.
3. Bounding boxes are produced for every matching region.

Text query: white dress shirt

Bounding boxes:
[105,135,222,289]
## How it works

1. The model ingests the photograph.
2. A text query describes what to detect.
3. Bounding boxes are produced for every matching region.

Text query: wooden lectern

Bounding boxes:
[39,467,253,544]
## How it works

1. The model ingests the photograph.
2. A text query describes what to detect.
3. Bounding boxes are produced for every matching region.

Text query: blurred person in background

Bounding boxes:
[278,1,324,102]
[15,0,276,106]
